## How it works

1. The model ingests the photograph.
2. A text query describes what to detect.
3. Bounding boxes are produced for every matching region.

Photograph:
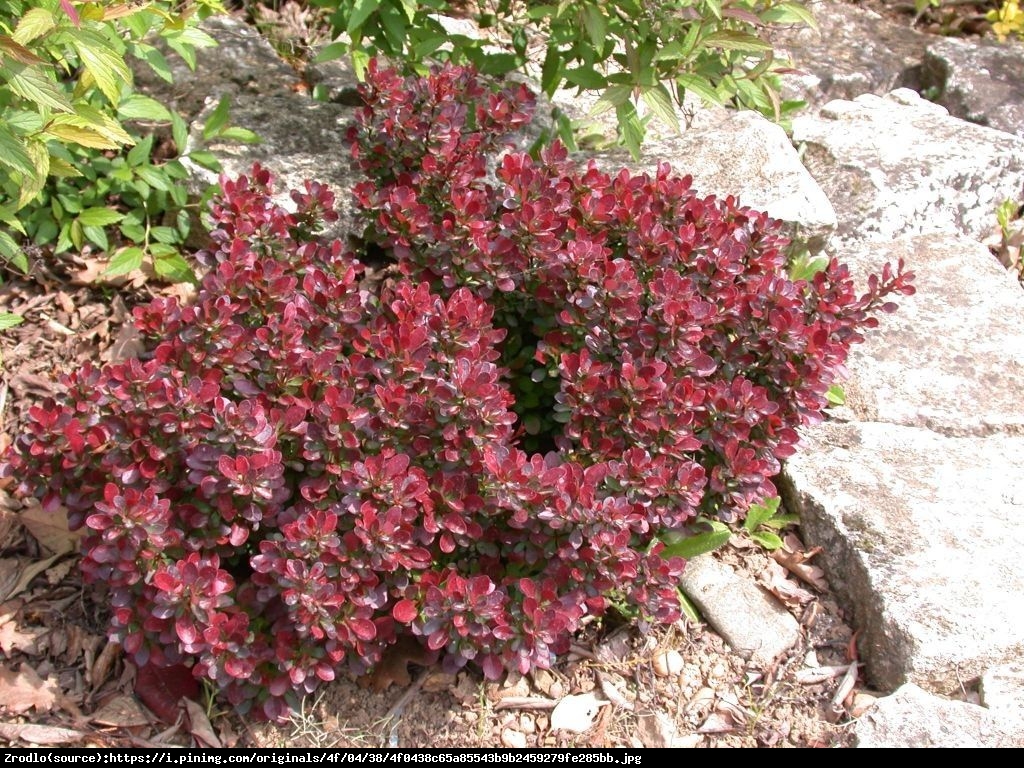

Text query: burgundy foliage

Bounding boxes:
[1,62,914,721]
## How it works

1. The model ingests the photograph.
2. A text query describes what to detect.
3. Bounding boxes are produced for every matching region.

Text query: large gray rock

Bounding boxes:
[678,555,800,667]
[855,683,1021,748]
[781,421,1024,694]
[576,105,838,253]
[826,234,1024,437]
[771,0,929,106]
[133,16,302,121]
[980,664,1024,729]
[922,36,1024,140]
[184,93,361,239]
[792,88,1024,245]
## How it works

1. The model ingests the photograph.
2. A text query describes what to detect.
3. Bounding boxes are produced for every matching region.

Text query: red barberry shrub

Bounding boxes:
[1,62,914,721]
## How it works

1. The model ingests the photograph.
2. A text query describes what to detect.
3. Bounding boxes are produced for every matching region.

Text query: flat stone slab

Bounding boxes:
[792,88,1024,245]
[855,683,1021,748]
[678,555,800,667]
[782,421,1024,694]
[827,234,1024,437]
[922,36,1024,140]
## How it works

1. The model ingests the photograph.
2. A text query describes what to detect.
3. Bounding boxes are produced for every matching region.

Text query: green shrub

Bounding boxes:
[0,0,225,276]
[310,0,813,157]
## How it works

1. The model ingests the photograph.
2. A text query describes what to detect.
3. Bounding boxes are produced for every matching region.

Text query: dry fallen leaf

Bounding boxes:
[549,692,607,734]
[19,501,80,556]
[0,620,43,654]
[0,554,63,601]
[184,698,222,748]
[771,534,828,591]
[90,694,150,728]
[635,709,676,748]
[0,722,85,746]
[762,559,817,607]
[0,665,59,715]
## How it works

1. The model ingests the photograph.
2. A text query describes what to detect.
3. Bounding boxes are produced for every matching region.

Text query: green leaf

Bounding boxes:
[397,0,417,23]
[762,2,818,29]
[676,588,702,624]
[313,41,349,63]
[136,43,173,83]
[82,224,108,251]
[163,27,217,71]
[701,30,774,54]
[591,83,632,115]
[540,46,563,97]
[171,112,188,152]
[750,531,784,550]
[478,53,520,76]
[743,496,781,534]
[118,93,172,122]
[660,521,731,560]
[13,8,56,45]
[1,62,73,112]
[615,100,644,160]
[185,150,221,172]
[0,125,37,178]
[149,225,179,244]
[17,138,49,208]
[67,28,132,105]
[104,246,144,277]
[135,165,171,191]
[350,49,370,81]
[202,95,231,140]
[826,384,846,406]
[347,0,381,34]
[640,84,679,133]
[705,0,723,20]
[77,206,124,226]
[789,253,828,281]
[676,73,725,106]
[127,133,154,167]
[564,67,607,90]
[48,108,133,147]
[0,230,28,273]
[582,5,606,48]
[378,3,408,52]
[153,249,195,284]
[215,126,261,144]
[0,312,24,331]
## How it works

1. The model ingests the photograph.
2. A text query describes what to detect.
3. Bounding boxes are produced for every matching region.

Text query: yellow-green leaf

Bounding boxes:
[0,313,24,331]
[347,0,381,34]
[0,125,36,178]
[2,62,73,112]
[54,106,133,145]
[640,84,679,133]
[12,8,56,45]
[44,123,120,149]
[762,2,818,29]
[17,139,49,208]
[67,28,132,104]
[701,30,774,53]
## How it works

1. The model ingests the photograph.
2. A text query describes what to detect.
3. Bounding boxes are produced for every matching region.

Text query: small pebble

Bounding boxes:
[501,728,527,748]
[653,649,684,677]
[850,692,878,718]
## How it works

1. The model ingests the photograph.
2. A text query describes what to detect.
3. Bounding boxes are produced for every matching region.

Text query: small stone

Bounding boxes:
[672,734,702,748]
[501,728,527,749]
[653,649,684,677]
[549,680,565,699]
[850,692,878,718]
[519,714,535,735]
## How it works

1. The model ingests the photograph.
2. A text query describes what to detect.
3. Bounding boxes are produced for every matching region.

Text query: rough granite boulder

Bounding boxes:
[573,104,838,253]
[921,36,1024,140]
[771,0,930,106]
[792,88,1024,245]
[781,421,1024,694]
[824,234,1024,437]
[855,684,1022,748]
